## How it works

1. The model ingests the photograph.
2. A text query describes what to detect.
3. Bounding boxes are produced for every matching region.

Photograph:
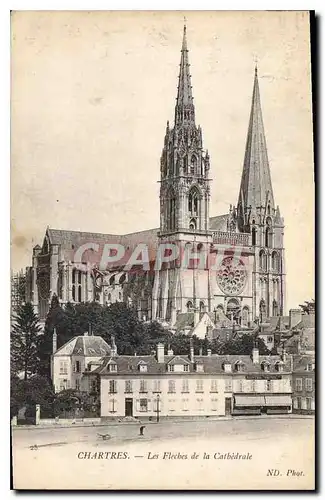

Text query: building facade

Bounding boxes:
[51,331,112,393]
[292,356,315,415]
[88,342,292,419]
[26,25,286,328]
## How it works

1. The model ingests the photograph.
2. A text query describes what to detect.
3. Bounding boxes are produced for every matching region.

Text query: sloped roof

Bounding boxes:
[45,214,230,267]
[293,354,315,372]
[91,353,292,375]
[54,335,111,357]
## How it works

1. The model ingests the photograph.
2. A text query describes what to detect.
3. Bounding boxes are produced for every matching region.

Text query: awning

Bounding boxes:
[265,396,292,406]
[235,395,265,407]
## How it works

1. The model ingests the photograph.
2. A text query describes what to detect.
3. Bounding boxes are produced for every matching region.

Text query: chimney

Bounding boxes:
[167,347,174,356]
[207,349,212,357]
[252,342,259,364]
[190,339,194,363]
[53,328,57,354]
[156,343,164,363]
[111,335,117,357]
[289,309,302,329]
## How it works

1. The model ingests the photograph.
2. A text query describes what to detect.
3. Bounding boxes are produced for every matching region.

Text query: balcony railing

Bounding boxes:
[212,231,250,246]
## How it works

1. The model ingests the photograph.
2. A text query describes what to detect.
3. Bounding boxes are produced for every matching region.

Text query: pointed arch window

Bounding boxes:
[183,156,188,174]
[259,250,267,271]
[251,227,256,246]
[186,301,193,312]
[242,306,249,327]
[272,299,278,317]
[271,251,280,273]
[166,188,177,231]
[188,188,200,217]
[190,155,197,175]
[189,219,197,231]
[265,218,273,248]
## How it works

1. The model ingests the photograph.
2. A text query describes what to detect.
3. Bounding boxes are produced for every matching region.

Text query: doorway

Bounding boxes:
[125,398,133,417]
[225,397,232,415]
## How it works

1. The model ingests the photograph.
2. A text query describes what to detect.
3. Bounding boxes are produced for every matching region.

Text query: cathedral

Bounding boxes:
[25,26,286,328]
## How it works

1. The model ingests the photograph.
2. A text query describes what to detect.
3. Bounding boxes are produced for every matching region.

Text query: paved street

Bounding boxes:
[12,416,314,490]
[12,415,314,449]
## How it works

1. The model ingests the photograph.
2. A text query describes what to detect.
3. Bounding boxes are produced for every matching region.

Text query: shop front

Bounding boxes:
[232,394,292,415]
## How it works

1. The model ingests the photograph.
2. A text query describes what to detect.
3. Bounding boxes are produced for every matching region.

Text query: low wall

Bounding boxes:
[39,417,101,426]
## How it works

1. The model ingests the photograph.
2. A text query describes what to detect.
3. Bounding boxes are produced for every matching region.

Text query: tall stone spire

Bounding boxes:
[237,67,275,229]
[174,24,195,126]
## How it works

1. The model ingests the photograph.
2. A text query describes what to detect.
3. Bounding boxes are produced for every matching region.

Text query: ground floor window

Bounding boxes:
[211,398,218,411]
[109,399,117,413]
[306,398,312,411]
[139,398,148,412]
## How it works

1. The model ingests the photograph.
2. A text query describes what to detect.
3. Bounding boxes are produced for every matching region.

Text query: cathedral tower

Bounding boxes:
[237,67,286,319]
[152,25,212,324]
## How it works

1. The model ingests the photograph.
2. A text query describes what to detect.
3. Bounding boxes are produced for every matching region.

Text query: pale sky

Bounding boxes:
[11,10,314,311]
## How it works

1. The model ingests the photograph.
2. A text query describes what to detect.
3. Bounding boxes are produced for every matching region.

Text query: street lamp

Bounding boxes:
[156,394,160,423]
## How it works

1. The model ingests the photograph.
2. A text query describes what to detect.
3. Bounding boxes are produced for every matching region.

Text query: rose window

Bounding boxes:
[217,257,247,295]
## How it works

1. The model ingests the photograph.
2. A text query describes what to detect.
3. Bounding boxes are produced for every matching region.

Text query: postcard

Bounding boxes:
[11,10,315,490]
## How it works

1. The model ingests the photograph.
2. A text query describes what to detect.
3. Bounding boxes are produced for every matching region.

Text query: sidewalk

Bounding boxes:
[12,413,314,431]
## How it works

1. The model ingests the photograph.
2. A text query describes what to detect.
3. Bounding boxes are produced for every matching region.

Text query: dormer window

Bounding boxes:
[107,360,117,372]
[223,362,232,373]
[261,361,270,372]
[184,365,189,372]
[195,362,204,373]
[138,361,148,373]
[275,361,284,372]
[235,361,245,372]
[168,364,175,372]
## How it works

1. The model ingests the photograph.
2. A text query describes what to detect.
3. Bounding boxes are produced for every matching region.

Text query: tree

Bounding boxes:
[217,334,270,356]
[11,303,41,380]
[37,294,66,377]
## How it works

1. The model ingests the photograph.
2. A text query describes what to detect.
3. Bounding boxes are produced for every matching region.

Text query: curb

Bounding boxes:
[12,414,314,431]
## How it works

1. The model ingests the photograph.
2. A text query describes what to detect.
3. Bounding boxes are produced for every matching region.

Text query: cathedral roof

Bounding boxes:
[45,214,228,266]
[54,334,112,357]
[237,67,275,217]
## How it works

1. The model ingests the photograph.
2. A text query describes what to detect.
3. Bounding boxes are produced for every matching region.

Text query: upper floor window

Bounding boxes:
[210,380,218,393]
[182,379,189,393]
[295,378,303,391]
[139,380,148,393]
[305,378,313,392]
[109,380,117,394]
[59,361,68,375]
[125,380,133,393]
[153,380,161,393]
[75,360,81,373]
[168,380,176,393]
[196,379,204,393]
